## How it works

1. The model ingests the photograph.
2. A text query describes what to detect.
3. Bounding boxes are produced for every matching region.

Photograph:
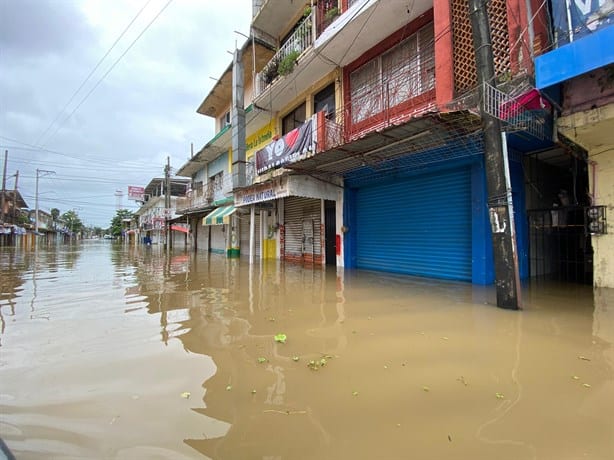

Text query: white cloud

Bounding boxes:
[0,0,252,227]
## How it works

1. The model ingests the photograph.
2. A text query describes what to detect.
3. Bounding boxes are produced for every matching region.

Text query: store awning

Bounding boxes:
[202,205,236,226]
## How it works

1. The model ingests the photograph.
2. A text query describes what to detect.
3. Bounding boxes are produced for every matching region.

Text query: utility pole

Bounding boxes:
[164,156,171,256]
[1,150,7,222]
[469,0,521,309]
[35,168,55,234]
[13,171,19,223]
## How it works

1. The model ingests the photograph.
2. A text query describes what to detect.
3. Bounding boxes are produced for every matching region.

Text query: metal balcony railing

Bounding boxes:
[255,12,314,97]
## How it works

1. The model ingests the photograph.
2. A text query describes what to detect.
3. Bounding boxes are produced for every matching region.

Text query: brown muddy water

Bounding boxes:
[0,242,613,460]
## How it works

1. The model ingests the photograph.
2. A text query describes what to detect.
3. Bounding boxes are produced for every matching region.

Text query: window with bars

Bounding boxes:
[349,24,435,125]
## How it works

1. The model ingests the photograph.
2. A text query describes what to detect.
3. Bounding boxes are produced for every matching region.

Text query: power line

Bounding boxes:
[40,0,175,148]
[34,0,154,147]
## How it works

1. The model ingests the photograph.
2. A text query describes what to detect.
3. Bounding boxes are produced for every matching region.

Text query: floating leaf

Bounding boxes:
[181,392,191,399]
[582,383,591,388]
[352,391,359,396]
[251,389,257,394]
[495,392,505,399]
[578,356,591,361]
[292,356,300,362]
[226,385,232,391]
[572,375,580,380]
[257,357,267,364]
[274,333,287,344]
[457,376,469,386]
[441,336,449,341]
[422,386,430,392]
[268,317,276,322]
[319,358,327,367]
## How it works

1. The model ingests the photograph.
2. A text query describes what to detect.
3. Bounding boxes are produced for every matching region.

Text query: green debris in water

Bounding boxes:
[582,383,591,388]
[292,356,300,362]
[257,357,267,364]
[274,333,287,344]
[180,392,191,399]
[572,375,580,380]
[422,386,430,392]
[352,391,359,396]
[251,389,257,394]
[495,392,505,399]
[268,317,276,322]
[226,385,232,391]
[578,356,591,361]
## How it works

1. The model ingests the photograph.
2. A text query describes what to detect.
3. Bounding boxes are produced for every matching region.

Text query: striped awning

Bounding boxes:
[202,205,236,226]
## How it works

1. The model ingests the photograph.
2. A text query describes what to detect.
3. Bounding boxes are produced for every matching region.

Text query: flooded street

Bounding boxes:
[1,242,613,460]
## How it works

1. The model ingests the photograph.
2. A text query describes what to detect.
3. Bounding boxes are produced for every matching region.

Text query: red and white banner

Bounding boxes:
[128,186,145,201]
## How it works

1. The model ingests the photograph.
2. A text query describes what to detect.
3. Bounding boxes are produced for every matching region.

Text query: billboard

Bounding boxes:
[128,186,145,201]
[553,0,614,45]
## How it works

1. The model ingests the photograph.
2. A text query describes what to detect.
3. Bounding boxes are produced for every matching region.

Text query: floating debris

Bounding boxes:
[257,357,267,364]
[422,386,430,392]
[352,391,359,396]
[582,383,591,388]
[441,336,449,341]
[578,356,591,361]
[292,356,300,362]
[448,435,452,442]
[457,376,469,386]
[495,392,505,399]
[267,317,276,322]
[180,392,191,399]
[251,389,257,394]
[274,333,287,344]
[226,385,232,391]
[572,375,580,380]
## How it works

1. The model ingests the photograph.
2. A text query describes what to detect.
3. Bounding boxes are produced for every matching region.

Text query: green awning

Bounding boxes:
[202,205,236,226]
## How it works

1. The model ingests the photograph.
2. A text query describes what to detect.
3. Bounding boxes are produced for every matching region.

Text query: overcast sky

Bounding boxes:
[0,0,252,228]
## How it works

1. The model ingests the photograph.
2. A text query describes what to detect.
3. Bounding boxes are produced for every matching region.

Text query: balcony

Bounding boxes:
[253,0,433,113]
[252,0,306,40]
[255,11,314,97]
[177,173,234,214]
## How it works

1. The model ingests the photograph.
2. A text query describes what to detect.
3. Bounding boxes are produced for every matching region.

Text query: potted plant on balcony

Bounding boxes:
[278,50,301,76]
[325,6,339,21]
[262,55,281,85]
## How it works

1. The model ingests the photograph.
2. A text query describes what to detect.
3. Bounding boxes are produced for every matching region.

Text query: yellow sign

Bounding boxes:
[246,121,275,159]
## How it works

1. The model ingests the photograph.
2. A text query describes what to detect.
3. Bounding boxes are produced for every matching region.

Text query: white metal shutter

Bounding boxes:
[210,225,226,253]
[284,197,321,262]
[239,212,261,257]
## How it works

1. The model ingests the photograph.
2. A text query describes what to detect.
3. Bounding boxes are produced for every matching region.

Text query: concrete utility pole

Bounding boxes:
[164,156,171,256]
[13,171,19,222]
[231,46,246,190]
[469,0,521,309]
[35,168,55,234]
[1,150,7,222]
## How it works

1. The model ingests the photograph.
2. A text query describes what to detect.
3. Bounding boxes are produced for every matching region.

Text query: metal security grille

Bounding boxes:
[451,0,511,95]
[528,207,593,284]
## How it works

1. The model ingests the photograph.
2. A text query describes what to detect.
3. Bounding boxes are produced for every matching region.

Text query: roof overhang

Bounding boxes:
[285,111,483,176]
[197,38,276,118]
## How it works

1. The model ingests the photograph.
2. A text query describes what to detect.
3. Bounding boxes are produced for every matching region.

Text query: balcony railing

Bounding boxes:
[177,173,234,213]
[255,12,314,97]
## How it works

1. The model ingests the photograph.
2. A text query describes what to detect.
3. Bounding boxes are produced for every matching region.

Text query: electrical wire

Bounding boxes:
[40,0,175,149]
[34,0,154,148]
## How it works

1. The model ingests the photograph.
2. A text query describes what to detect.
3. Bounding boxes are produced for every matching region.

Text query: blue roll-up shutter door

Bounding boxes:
[356,167,472,281]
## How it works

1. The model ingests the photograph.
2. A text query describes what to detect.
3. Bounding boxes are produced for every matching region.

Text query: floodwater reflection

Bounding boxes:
[0,242,612,459]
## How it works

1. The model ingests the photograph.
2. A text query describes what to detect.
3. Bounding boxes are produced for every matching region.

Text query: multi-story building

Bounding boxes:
[135,177,190,246]
[535,0,613,288]
[181,0,608,289]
